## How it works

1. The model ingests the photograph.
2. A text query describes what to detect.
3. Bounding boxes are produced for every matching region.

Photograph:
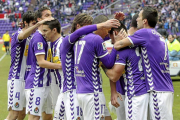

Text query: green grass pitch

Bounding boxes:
[0,44,180,119]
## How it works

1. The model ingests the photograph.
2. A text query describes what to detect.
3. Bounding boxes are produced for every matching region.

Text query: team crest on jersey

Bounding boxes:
[37,42,43,50]
[102,42,107,51]
[14,102,19,108]
[116,54,119,60]
[34,107,39,113]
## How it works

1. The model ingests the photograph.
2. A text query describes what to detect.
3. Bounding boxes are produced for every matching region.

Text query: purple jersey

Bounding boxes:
[128,28,174,92]
[51,37,63,89]
[115,47,147,97]
[60,25,97,93]
[116,76,125,95]
[25,30,51,89]
[73,33,117,93]
[8,30,31,81]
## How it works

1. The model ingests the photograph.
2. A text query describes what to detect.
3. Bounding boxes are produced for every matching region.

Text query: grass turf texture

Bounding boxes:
[0,43,180,119]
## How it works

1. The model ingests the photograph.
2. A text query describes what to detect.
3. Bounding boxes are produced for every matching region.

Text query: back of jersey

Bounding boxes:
[73,33,108,94]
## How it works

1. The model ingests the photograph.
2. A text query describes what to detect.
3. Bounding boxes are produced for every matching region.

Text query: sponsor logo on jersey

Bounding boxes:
[34,107,39,113]
[37,42,43,50]
[116,54,119,60]
[14,102,19,108]
[102,42,107,51]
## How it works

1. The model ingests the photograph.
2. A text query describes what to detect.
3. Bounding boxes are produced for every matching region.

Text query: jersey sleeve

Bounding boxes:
[127,29,149,47]
[115,49,129,66]
[32,34,46,56]
[69,24,97,44]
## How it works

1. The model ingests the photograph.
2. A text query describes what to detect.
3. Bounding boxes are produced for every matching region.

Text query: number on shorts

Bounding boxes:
[35,97,41,105]
[76,106,83,116]
[15,92,20,100]
[101,104,105,114]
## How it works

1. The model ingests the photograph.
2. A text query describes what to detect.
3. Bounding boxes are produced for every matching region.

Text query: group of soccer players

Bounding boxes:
[5,5,174,120]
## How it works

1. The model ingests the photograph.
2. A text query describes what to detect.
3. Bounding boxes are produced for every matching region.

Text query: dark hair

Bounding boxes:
[71,13,93,33]
[22,11,35,28]
[142,6,158,28]
[130,13,138,28]
[43,19,61,33]
[35,6,50,20]
[109,20,127,34]
[93,15,108,24]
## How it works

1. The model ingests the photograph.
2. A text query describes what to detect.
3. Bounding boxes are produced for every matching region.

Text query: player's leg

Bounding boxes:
[115,94,126,120]
[28,114,40,120]
[17,107,26,120]
[64,89,83,120]
[4,42,7,53]
[7,42,9,54]
[149,91,173,120]
[6,80,26,120]
[53,93,65,120]
[6,108,19,120]
[42,112,53,120]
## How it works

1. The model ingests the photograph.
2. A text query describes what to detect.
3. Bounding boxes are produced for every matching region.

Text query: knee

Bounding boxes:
[43,114,53,120]
[9,110,19,119]
[17,110,26,120]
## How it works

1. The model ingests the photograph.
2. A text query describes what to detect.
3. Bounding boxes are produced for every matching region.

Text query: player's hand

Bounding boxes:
[103,19,120,29]
[111,91,122,108]
[113,28,127,42]
[38,17,54,25]
[114,12,125,21]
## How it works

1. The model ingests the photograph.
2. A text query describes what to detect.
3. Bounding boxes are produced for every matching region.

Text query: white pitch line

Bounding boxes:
[0,53,6,62]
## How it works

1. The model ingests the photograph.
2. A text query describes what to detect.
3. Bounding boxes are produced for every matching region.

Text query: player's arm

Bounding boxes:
[36,54,62,69]
[103,64,125,82]
[69,19,120,44]
[18,18,54,41]
[114,29,148,50]
[100,48,117,69]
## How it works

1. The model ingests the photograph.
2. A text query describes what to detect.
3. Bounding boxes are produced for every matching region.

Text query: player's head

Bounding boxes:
[71,13,93,33]
[137,6,158,29]
[131,13,138,28]
[6,31,9,34]
[42,19,61,42]
[93,15,110,38]
[109,21,127,44]
[168,34,174,42]
[22,11,36,28]
[35,6,52,22]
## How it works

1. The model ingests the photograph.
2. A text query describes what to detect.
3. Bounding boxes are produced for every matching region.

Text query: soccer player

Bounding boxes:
[41,19,65,120]
[114,6,174,120]
[72,15,119,120]
[6,11,52,120]
[2,31,10,54]
[60,13,120,120]
[24,7,60,120]
[104,21,149,120]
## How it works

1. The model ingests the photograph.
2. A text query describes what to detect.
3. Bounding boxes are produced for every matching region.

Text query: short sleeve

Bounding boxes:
[94,35,109,58]
[115,49,129,65]
[128,28,149,47]
[32,34,46,56]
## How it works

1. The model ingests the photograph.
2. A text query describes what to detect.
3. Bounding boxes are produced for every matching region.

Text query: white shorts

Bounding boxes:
[64,89,83,120]
[7,80,26,111]
[116,94,126,120]
[125,93,149,120]
[148,91,174,120]
[53,92,66,120]
[25,86,53,116]
[77,92,110,120]
[51,73,60,109]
